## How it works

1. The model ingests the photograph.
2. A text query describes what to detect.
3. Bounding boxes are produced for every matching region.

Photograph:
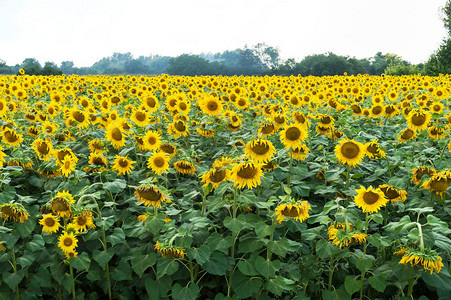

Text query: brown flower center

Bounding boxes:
[285,127,301,141]
[118,159,129,168]
[250,141,270,155]
[111,128,122,141]
[363,191,380,204]
[44,217,55,227]
[237,165,258,179]
[401,129,414,140]
[411,113,426,126]
[63,237,73,247]
[174,121,186,132]
[340,142,360,159]
[210,169,226,183]
[153,157,165,168]
[430,178,448,192]
[282,206,299,217]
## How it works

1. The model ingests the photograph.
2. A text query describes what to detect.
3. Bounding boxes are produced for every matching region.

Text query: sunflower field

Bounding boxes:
[1,73,451,300]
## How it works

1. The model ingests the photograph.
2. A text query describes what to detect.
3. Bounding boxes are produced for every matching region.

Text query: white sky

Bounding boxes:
[0,0,448,67]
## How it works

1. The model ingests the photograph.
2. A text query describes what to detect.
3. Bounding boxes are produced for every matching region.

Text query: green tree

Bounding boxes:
[166,54,221,76]
[41,62,63,75]
[0,59,12,74]
[20,58,42,75]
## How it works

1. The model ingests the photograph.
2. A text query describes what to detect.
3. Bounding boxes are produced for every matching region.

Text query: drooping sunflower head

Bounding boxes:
[378,184,407,203]
[88,139,106,153]
[421,171,450,197]
[32,138,54,161]
[354,186,388,214]
[258,123,276,138]
[280,124,308,149]
[411,166,436,185]
[244,139,275,163]
[317,114,334,128]
[50,191,75,218]
[39,214,61,233]
[328,223,367,248]
[399,248,444,274]
[397,128,416,143]
[174,160,196,175]
[135,185,170,208]
[159,143,177,158]
[200,167,230,189]
[230,161,264,189]
[2,128,23,147]
[155,241,186,259]
[0,203,30,223]
[335,138,366,167]
[168,120,189,138]
[365,140,386,159]
[428,126,447,140]
[275,201,311,224]
[291,144,310,161]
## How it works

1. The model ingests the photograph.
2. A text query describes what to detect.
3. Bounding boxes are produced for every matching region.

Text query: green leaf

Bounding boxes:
[264,276,295,296]
[131,252,157,278]
[255,256,281,278]
[103,178,126,193]
[70,252,91,271]
[145,276,171,300]
[172,283,200,300]
[111,259,132,281]
[202,251,229,276]
[207,232,232,252]
[224,214,250,233]
[369,213,383,224]
[237,259,259,276]
[367,233,390,247]
[106,227,126,246]
[344,275,362,296]
[2,270,25,290]
[239,234,264,253]
[16,254,35,268]
[433,232,451,252]
[232,271,263,298]
[145,216,165,235]
[254,221,275,239]
[321,286,350,300]
[356,258,372,273]
[368,275,386,292]
[267,238,301,258]
[316,239,340,259]
[187,244,211,265]
[422,269,451,291]
[157,257,179,277]
[15,219,36,238]
[302,225,325,241]
[93,249,114,269]
[26,234,45,252]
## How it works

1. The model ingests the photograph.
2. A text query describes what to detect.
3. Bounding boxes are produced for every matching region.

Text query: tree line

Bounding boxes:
[1,1,451,77]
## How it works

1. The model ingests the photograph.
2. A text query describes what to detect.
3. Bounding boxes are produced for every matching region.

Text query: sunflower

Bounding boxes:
[407,109,431,132]
[430,101,444,114]
[41,121,58,135]
[200,167,230,189]
[370,105,384,118]
[71,211,95,232]
[200,95,223,116]
[160,143,177,158]
[60,155,77,177]
[317,114,334,129]
[399,248,444,274]
[65,250,78,259]
[411,166,436,185]
[258,123,276,137]
[350,104,363,116]
[0,203,30,223]
[147,151,170,175]
[27,126,39,137]
[174,160,196,175]
[39,214,61,233]
[155,241,186,259]
[131,109,149,127]
[58,231,78,254]
[378,184,407,203]
[168,120,189,138]
[328,223,367,248]
[0,243,5,251]
[365,140,386,159]
[428,126,447,140]
[135,185,170,208]
[235,97,250,110]
[0,146,7,166]
[68,108,90,129]
[421,171,450,197]
[32,138,54,161]
[244,139,275,163]
[275,201,311,223]
[335,138,365,167]
[291,144,309,161]
[354,186,388,214]
[397,128,416,143]
[105,121,127,149]
[384,104,399,118]
[112,155,136,176]
[230,161,264,189]
[280,124,308,149]
[50,191,75,218]
[141,94,160,112]
[137,215,148,222]
[2,128,23,147]
[88,152,108,169]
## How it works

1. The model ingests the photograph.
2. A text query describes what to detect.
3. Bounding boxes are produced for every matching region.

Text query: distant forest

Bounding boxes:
[0,40,450,77]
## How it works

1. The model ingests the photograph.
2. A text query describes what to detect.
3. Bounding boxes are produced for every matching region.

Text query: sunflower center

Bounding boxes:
[384,188,400,199]
[285,127,301,141]
[237,165,258,179]
[161,144,175,154]
[52,198,69,212]
[111,96,120,104]
[58,150,70,162]
[37,142,50,155]
[372,106,382,114]
[73,111,85,122]
[321,116,332,124]
[4,131,18,142]
[238,99,246,107]
[174,121,186,132]
[63,237,73,247]
[178,162,193,169]
[251,142,270,155]
[340,142,360,159]
[138,188,161,202]
[111,128,122,141]
[367,144,379,154]
[401,129,414,140]
[76,216,87,226]
[282,206,299,217]
[44,217,55,227]
[274,116,285,124]
[135,111,146,121]
[363,191,380,204]
[261,124,274,134]
[179,102,187,110]
[146,97,156,108]
[210,169,226,183]
[411,114,426,126]
[386,106,395,114]
[92,157,105,165]
[118,159,129,168]
[430,178,448,192]
[154,157,165,168]
[295,114,306,123]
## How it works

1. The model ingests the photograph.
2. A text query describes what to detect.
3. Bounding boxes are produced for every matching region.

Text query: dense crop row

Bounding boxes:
[1,73,451,299]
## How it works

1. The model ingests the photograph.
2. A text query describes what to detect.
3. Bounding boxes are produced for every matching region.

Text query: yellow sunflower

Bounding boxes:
[279,124,308,149]
[0,203,30,223]
[230,161,264,189]
[71,211,95,233]
[328,223,367,248]
[200,95,223,116]
[32,138,54,161]
[354,186,388,214]
[378,184,407,203]
[397,128,416,143]
[421,171,450,197]
[200,167,230,189]
[275,201,311,223]
[130,109,149,127]
[174,160,196,175]
[399,249,444,274]
[244,139,275,163]
[160,143,177,158]
[50,191,75,218]
[58,231,78,253]
[112,155,136,176]
[2,128,23,147]
[135,185,170,208]
[365,140,386,159]
[105,121,127,149]
[335,138,366,167]
[407,109,431,132]
[60,155,77,177]
[155,241,186,259]
[411,166,436,185]
[39,214,61,233]
[291,144,310,161]
[258,123,276,138]
[147,151,170,175]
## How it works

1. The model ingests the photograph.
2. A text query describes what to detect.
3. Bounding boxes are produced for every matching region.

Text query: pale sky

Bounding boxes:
[0,0,448,67]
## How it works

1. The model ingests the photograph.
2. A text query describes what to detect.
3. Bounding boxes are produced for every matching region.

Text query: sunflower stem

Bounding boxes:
[11,246,20,300]
[359,212,369,300]
[328,258,335,290]
[95,205,112,300]
[416,222,425,253]
[439,138,449,161]
[287,149,293,188]
[407,276,418,298]
[69,264,76,300]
